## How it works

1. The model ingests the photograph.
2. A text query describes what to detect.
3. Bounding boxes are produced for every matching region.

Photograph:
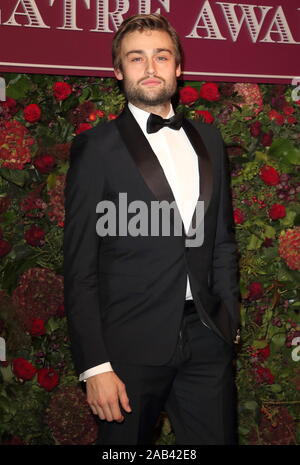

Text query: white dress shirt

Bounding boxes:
[79,102,200,382]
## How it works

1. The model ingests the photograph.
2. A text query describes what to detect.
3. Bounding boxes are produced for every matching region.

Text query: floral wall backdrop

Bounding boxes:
[0,73,299,445]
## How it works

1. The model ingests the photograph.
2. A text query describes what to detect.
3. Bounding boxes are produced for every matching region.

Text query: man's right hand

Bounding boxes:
[86,372,132,422]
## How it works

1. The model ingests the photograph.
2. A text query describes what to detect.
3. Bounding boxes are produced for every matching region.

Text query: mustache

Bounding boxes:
[138,76,165,84]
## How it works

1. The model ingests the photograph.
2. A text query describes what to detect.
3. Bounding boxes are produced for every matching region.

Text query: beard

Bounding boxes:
[122,75,177,107]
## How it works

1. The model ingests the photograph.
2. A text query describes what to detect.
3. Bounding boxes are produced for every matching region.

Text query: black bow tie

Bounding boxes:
[146,112,183,134]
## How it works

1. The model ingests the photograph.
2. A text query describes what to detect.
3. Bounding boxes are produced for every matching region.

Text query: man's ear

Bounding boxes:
[176,64,182,78]
[114,68,123,81]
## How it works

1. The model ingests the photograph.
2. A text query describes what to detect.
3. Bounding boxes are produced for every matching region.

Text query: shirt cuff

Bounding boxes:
[79,362,113,382]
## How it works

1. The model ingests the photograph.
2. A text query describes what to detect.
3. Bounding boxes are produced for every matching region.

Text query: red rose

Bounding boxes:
[233,208,245,225]
[269,204,286,220]
[37,367,59,391]
[248,282,263,300]
[96,110,105,118]
[0,239,12,257]
[179,86,199,105]
[53,82,72,101]
[2,97,17,109]
[30,318,46,337]
[254,365,275,384]
[268,109,284,126]
[283,105,295,116]
[25,225,46,246]
[199,82,220,101]
[108,114,118,120]
[250,121,262,137]
[12,357,36,381]
[257,345,270,361]
[259,165,280,186]
[287,116,297,125]
[33,154,56,174]
[76,123,93,134]
[23,104,41,123]
[1,98,17,116]
[195,110,214,124]
[261,130,273,147]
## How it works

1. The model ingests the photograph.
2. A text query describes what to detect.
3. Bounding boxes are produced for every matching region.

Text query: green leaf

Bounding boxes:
[279,210,297,227]
[79,87,91,103]
[277,268,295,282]
[247,234,263,250]
[252,340,268,349]
[6,75,32,100]
[270,384,282,393]
[240,305,247,328]
[61,94,79,112]
[271,333,286,347]
[264,225,276,238]
[286,148,300,165]
[0,167,30,187]
[244,400,258,411]
[0,364,14,383]
[255,151,269,162]
[45,317,61,333]
[269,139,300,165]
[47,172,57,190]
[57,162,69,175]
[238,426,251,435]
[294,214,300,226]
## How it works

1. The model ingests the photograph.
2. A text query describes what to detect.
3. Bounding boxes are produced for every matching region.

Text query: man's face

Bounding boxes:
[114,29,181,107]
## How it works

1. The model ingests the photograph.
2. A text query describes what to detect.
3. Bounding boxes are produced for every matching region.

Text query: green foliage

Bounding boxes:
[0,74,299,445]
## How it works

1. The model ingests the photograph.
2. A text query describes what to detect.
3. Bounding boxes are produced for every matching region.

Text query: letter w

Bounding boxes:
[216,2,272,42]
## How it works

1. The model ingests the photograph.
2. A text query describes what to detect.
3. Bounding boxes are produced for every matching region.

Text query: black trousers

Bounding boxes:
[96,302,238,445]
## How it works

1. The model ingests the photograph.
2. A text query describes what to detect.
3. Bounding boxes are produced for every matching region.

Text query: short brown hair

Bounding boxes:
[112,14,183,71]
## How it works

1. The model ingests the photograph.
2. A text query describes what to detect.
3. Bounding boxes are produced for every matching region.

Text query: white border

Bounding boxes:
[0,61,296,80]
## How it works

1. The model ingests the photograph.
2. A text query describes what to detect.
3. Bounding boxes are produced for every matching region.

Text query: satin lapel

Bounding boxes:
[181,119,213,234]
[115,105,176,205]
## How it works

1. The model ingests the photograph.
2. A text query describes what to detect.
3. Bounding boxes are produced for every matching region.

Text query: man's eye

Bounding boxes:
[157,56,168,61]
[131,57,142,62]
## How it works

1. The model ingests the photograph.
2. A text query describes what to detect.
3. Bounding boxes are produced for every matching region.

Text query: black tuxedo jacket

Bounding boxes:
[63,104,241,377]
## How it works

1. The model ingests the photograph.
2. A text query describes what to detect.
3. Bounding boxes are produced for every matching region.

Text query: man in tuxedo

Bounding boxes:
[63,13,241,445]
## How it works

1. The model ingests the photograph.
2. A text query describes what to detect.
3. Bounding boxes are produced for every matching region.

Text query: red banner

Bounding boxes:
[0,0,299,83]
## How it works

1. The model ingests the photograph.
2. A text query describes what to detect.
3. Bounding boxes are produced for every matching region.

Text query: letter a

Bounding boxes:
[3,0,49,28]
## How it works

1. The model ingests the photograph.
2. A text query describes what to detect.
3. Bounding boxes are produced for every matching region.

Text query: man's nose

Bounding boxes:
[145,58,156,75]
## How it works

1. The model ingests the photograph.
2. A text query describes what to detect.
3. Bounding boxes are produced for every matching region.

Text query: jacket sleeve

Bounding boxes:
[212,128,241,332]
[63,131,109,377]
